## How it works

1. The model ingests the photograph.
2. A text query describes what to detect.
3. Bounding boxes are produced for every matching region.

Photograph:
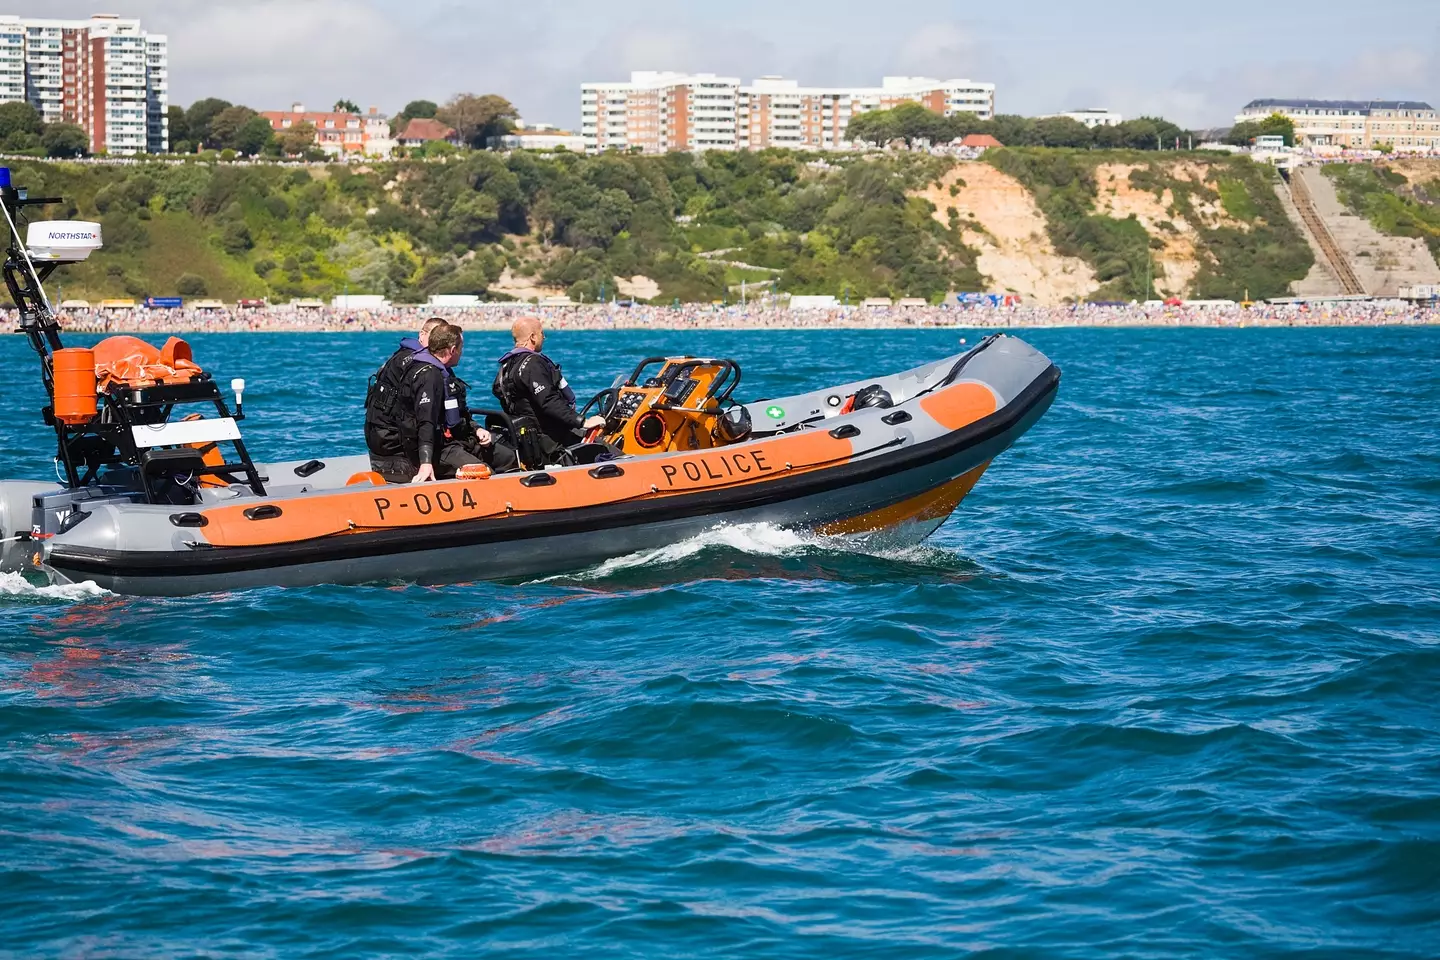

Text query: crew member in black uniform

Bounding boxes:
[368,322,516,482]
[492,316,605,467]
[363,316,444,471]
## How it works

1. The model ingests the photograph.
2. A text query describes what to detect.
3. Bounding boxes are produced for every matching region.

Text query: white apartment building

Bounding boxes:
[582,72,741,153]
[145,33,169,154]
[0,17,24,104]
[582,71,996,153]
[0,13,167,154]
[1042,108,1123,128]
[740,75,996,151]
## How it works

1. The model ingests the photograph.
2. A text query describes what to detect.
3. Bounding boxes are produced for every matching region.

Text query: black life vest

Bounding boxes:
[364,340,421,429]
[365,343,468,458]
[493,352,575,469]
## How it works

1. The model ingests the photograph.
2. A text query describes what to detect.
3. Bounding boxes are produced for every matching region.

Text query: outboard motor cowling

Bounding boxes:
[0,481,59,574]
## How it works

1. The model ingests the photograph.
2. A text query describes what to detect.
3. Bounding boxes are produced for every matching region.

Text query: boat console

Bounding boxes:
[583,355,751,454]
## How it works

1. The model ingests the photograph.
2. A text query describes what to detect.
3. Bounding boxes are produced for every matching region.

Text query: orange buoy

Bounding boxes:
[52,347,98,425]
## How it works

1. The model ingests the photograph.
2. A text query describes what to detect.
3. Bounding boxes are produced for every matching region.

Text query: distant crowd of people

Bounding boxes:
[30,300,1440,334]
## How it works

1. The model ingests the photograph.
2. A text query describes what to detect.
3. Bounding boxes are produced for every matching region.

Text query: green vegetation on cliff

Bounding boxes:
[8,148,1316,304]
[1323,164,1440,266]
[9,151,980,304]
[984,149,1313,300]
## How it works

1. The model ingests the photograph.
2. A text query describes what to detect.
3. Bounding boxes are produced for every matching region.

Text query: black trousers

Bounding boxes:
[370,440,518,484]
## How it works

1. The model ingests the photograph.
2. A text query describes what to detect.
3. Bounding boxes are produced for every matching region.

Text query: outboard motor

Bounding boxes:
[852,384,894,409]
[0,481,58,574]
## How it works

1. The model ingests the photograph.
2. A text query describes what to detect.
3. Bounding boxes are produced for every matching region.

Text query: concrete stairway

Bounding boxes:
[1294,166,1440,297]
[1286,168,1365,295]
[1274,176,1346,297]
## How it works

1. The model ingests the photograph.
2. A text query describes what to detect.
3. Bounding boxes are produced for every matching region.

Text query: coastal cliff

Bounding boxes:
[12,151,1430,306]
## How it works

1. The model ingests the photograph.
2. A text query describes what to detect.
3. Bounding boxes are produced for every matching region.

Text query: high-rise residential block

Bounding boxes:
[0,13,168,155]
[0,17,24,104]
[582,71,996,153]
[582,72,741,153]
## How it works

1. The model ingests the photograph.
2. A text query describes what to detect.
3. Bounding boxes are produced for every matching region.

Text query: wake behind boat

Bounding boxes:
[0,168,1060,596]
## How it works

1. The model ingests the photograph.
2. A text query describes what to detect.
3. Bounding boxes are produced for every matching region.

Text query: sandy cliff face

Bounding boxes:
[1092,163,1245,297]
[1384,158,1440,187]
[916,160,1257,304]
[919,164,1095,304]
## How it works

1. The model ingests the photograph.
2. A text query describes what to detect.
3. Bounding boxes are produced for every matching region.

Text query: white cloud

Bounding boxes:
[5,1,1436,129]
[164,1,398,108]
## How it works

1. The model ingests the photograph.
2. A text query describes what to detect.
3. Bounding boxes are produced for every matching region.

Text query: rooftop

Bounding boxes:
[398,118,457,142]
[1244,98,1435,113]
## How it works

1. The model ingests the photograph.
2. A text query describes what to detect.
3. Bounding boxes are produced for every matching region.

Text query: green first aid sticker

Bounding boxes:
[765,405,785,419]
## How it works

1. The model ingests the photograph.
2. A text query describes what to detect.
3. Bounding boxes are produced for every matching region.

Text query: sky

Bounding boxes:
[16,0,1440,130]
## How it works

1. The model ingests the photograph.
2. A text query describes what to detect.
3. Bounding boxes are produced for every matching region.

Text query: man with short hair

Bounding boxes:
[370,322,514,483]
[492,316,604,467]
[364,316,444,469]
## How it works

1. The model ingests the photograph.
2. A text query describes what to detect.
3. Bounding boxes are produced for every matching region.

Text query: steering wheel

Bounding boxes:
[579,388,619,442]
[580,387,618,420]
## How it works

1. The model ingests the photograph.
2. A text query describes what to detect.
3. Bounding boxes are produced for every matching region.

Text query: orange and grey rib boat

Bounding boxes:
[0,168,1061,596]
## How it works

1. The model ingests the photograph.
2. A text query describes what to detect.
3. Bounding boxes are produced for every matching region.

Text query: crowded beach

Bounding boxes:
[26,299,1440,334]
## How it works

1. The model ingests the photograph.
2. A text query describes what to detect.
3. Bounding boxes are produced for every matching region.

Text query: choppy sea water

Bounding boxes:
[1,327,1437,958]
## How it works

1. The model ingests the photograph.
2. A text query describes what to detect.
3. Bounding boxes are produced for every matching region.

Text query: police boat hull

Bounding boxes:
[2,336,1059,596]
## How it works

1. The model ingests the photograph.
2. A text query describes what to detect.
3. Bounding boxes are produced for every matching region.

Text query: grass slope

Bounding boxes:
[1323,163,1440,266]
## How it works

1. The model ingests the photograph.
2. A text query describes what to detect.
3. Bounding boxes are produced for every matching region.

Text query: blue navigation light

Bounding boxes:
[0,167,10,188]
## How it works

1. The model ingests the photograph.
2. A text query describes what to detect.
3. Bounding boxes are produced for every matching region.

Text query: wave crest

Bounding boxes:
[0,571,111,602]
[550,522,980,585]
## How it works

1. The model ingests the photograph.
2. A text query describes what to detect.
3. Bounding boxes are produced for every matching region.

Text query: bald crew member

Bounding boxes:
[492,316,605,467]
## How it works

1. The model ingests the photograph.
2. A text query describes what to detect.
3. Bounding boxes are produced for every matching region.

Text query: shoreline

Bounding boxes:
[16,302,1440,335]
[31,319,1440,334]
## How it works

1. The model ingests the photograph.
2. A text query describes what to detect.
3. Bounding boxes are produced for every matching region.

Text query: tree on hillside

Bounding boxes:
[1034,116,1094,148]
[42,123,89,158]
[436,93,517,149]
[0,101,42,152]
[391,99,438,136]
[167,105,192,152]
[185,98,233,149]
[1227,111,1296,147]
[334,99,361,114]
[844,104,1195,153]
[233,115,276,156]
[0,101,42,140]
[1123,116,1189,150]
[847,102,965,146]
[280,120,317,156]
[176,273,208,296]
[846,109,897,145]
[208,105,258,150]
[987,115,1038,146]
[888,102,954,145]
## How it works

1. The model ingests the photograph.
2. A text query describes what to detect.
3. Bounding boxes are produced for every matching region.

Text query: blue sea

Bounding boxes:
[1,327,1437,958]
